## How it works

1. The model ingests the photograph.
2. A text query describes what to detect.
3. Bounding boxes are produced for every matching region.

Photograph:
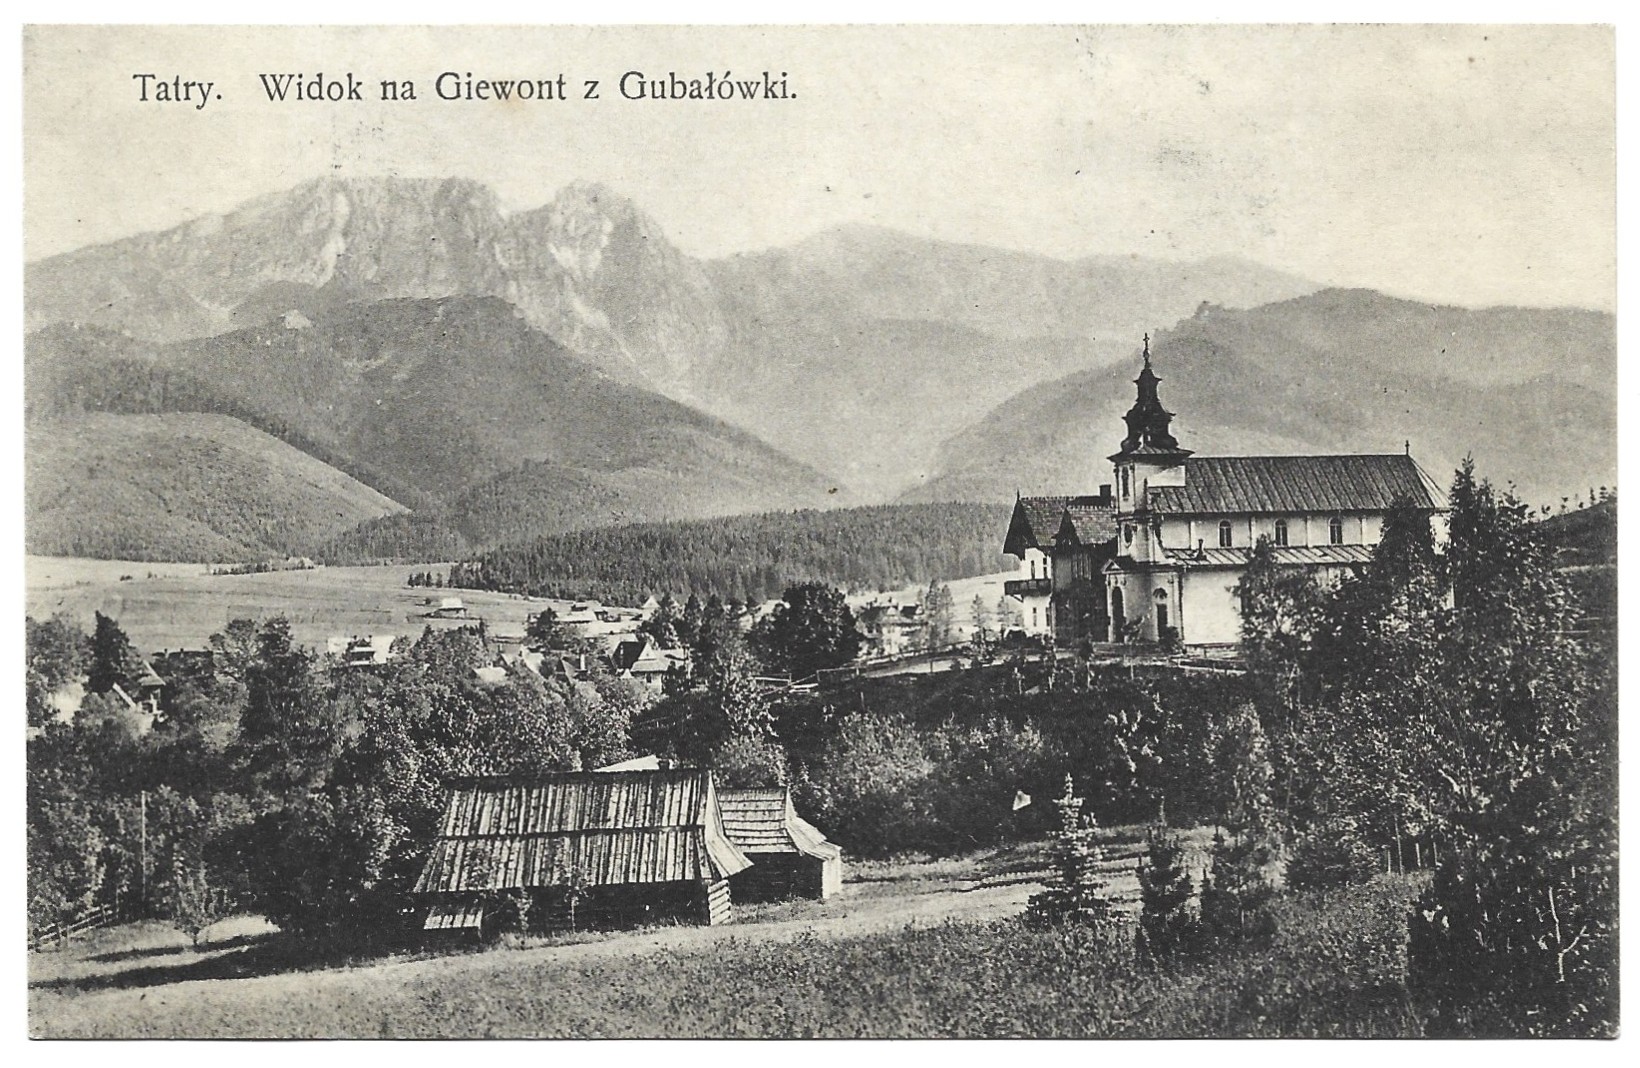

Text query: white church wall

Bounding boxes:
[1180,571,1243,646]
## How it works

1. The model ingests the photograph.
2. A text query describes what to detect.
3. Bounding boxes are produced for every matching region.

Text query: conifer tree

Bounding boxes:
[1025,774,1112,928]
[87,611,141,696]
[1136,826,1197,963]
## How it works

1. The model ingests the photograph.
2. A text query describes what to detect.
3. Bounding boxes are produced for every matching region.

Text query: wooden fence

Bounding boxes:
[30,902,122,951]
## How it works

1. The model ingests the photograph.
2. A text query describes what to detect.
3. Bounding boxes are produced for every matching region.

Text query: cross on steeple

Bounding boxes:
[1142,333,1151,369]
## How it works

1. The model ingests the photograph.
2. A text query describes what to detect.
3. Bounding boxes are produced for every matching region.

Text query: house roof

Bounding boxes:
[717,788,842,860]
[1054,495,1118,547]
[1146,455,1442,516]
[1004,495,1073,557]
[413,769,752,893]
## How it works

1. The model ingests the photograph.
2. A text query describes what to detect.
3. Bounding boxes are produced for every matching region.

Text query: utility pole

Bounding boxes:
[139,789,148,913]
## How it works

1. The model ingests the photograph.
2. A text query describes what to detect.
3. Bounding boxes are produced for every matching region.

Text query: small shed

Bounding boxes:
[414,769,751,934]
[717,787,844,902]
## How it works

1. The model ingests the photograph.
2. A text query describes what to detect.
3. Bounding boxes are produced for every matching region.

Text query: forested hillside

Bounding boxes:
[449,502,1014,604]
[25,413,405,562]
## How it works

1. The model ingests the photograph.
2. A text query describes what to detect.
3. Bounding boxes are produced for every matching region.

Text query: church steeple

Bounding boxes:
[1113,336,1190,458]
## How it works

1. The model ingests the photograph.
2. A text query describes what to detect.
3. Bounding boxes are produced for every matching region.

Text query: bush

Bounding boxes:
[1286,822,1376,891]
[482,889,531,939]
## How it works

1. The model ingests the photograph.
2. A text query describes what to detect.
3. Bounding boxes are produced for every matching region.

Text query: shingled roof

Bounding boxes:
[1146,455,1443,516]
[1003,495,1073,557]
[1055,495,1118,547]
[413,769,751,894]
[717,788,842,861]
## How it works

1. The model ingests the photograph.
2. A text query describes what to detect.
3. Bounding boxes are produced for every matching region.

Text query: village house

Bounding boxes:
[327,633,398,669]
[423,596,471,620]
[414,768,752,934]
[607,635,691,690]
[853,598,924,658]
[1003,341,1446,649]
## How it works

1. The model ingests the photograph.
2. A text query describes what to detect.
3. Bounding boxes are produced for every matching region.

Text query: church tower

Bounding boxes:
[1108,338,1192,547]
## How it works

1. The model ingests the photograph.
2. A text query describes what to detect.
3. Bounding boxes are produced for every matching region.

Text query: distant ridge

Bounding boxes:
[904,290,1615,512]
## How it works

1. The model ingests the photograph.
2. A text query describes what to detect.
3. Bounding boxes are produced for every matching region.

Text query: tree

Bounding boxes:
[1136,826,1197,963]
[922,581,956,650]
[208,618,260,682]
[995,594,1022,638]
[86,611,141,696]
[1401,463,1615,1035]
[525,607,572,652]
[639,594,682,649]
[547,857,592,932]
[969,594,992,655]
[237,618,329,794]
[1236,535,1324,702]
[1198,828,1277,947]
[1214,703,1275,837]
[27,615,87,727]
[691,594,728,658]
[678,593,704,650]
[751,583,862,680]
[164,858,227,947]
[1025,774,1113,929]
[711,733,790,788]
[797,712,935,856]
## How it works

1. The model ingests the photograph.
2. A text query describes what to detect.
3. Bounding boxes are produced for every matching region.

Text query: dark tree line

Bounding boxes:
[443,502,1012,605]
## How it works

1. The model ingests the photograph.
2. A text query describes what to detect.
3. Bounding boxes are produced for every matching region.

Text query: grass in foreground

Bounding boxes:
[33,876,1427,1039]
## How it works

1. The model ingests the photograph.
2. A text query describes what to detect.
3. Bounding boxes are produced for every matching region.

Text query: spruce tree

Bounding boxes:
[1026,774,1113,928]
[1136,826,1197,963]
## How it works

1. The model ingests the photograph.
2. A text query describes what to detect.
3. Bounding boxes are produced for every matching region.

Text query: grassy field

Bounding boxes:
[29,876,1426,1038]
[25,556,578,651]
[30,832,1417,1039]
[26,554,1019,653]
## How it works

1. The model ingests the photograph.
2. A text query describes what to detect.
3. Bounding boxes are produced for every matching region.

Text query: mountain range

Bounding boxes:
[23,176,1616,563]
[904,292,1615,512]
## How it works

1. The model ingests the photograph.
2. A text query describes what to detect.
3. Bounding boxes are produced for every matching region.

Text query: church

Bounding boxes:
[1003,341,1446,650]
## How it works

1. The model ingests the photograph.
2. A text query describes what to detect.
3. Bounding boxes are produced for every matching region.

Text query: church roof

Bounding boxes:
[1004,495,1073,556]
[1146,455,1442,516]
[1159,544,1378,569]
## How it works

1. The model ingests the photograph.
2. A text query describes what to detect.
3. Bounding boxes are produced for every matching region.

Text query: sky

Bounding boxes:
[22,23,1616,310]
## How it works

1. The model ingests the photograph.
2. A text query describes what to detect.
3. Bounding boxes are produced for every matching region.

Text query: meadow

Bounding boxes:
[30,876,1426,1039]
[24,556,567,652]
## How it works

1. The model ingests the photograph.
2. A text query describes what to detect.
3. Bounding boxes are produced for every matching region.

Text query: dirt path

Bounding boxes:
[390,879,1038,981]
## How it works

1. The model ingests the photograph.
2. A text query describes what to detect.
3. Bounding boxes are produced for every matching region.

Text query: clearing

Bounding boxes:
[30,832,1211,1038]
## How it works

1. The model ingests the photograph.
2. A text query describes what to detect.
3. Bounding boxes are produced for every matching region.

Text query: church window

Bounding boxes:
[1120,467,1131,498]
[1329,516,1345,545]
[1123,525,1134,546]
[1218,520,1233,548]
[1274,519,1288,546]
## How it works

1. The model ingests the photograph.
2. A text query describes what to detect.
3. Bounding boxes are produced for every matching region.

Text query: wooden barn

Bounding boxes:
[414,769,752,935]
[717,788,844,902]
